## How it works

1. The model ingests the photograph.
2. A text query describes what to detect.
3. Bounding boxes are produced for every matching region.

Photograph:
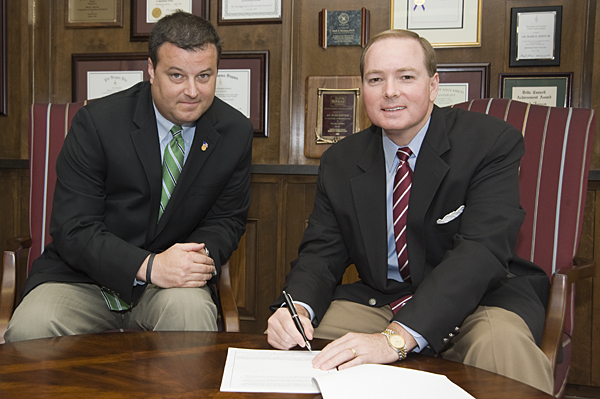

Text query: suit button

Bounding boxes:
[448,333,454,338]
[443,338,449,343]
[454,327,460,332]
[368,298,377,306]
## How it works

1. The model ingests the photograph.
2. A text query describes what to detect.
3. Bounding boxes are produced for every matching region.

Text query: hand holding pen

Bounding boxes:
[282,291,312,351]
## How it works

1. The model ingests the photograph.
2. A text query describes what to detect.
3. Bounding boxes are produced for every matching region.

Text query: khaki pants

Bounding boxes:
[313,300,553,395]
[4,282,217,342]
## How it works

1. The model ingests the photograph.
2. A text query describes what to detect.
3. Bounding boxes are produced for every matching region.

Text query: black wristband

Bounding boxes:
[146,253,156,285]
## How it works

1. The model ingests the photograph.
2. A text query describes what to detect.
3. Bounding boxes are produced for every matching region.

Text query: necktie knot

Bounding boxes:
[397,147,412,163]
[170,125,183,138]
[159,125,185,220]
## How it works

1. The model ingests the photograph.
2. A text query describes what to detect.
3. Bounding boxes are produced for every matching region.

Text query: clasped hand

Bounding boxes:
[266,306,402,371]
[138,243,215,288]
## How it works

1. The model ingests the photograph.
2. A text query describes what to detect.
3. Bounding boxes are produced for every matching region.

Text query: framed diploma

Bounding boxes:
[131,0,209,41]
[218,0,282,25]
[0,0,5,116]
[65,0,123,28]
[435,63,489,107]
[72,53,150,101]
[499,73,572,107]
[390,0,481,48]
[219,51,269,137]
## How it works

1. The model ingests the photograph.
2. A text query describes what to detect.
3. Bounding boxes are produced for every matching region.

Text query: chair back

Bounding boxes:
[28,102,87,271]
[452,99,595,279]
[452,99,595,397]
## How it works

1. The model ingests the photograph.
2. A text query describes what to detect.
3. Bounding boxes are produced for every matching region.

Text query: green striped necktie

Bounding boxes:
[101,125,185,311]
[101,288,132,311]
[159,125,185,220]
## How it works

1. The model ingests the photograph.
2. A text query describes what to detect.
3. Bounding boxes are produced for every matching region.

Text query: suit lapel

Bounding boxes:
[130,83,162,243]
[408,106,450,282]
[155,100,221,236]
[351,128,390,288]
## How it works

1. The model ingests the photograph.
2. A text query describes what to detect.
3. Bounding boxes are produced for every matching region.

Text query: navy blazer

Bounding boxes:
[275,105,549,353]
[24,81,254,305]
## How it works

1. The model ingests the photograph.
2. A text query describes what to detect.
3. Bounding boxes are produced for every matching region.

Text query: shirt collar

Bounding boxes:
[382,117,431,173]
[153,102,195,144]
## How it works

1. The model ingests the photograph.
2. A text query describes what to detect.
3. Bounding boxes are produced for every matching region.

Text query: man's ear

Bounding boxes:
[148,58,155,84]
[430,72,439,102]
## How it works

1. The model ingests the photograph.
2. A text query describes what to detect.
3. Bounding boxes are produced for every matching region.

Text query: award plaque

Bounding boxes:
[65,0,123,28]
[509,6,562,67]
[315,88,360,144]
[319,8,369,48]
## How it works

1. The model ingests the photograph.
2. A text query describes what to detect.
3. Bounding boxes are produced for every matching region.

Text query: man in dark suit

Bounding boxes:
[5,11,253,341]
[267,30,553,393]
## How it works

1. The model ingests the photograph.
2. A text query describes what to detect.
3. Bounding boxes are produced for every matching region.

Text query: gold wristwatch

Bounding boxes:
[381,328,408,361]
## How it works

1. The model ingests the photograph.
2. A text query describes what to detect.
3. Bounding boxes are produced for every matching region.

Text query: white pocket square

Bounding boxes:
[436,205,465,224]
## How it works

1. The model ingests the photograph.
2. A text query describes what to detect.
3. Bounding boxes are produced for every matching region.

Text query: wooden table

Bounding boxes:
[0,331,553,398]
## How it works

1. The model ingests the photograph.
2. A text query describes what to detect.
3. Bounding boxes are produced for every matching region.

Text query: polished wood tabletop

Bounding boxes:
[0,331,553,398]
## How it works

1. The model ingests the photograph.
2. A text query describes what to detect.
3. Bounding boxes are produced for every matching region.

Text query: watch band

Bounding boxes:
[381,328,408,361]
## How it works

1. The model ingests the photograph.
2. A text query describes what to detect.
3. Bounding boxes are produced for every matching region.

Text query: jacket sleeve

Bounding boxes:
[270,152,352,325]
[50,106,150,300]
[395,124,529,352]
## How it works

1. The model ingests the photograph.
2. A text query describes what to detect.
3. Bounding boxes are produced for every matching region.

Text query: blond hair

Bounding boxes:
[360,29,437,79]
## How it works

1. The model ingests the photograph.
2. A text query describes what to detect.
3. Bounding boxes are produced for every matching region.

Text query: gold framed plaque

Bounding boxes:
[305,76,368,159]
[65,0,123,28]
[315,88,360,144]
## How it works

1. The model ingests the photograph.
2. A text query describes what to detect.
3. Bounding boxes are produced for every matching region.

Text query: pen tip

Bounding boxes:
[307,342,312,351]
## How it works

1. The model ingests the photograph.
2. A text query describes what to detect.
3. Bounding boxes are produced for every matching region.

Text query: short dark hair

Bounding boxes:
[148,10,223,67]
[360,29,437,79]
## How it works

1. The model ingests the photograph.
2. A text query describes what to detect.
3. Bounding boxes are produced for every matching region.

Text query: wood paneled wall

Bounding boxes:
[2,0,600,388]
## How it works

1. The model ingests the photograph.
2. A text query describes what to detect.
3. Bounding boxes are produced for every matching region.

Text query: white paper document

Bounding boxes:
[221,348,475,398]
[220,347,333,393]
[313,364,475,399]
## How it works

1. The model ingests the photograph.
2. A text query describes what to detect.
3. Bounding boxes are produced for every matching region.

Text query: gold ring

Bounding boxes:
[349,347,357,359]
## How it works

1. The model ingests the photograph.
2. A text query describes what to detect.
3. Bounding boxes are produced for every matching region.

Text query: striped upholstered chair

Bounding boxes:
[452,98,596,397]
[1,103,240,341]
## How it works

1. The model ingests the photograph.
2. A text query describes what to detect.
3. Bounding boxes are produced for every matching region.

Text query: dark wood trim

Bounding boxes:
[251,164,318,175]
[0,159,27,169]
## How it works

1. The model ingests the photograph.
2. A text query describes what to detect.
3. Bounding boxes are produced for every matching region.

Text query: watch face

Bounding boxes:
[389,334,406,349]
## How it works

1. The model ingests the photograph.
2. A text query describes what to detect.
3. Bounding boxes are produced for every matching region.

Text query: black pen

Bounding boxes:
[282,290,312,351]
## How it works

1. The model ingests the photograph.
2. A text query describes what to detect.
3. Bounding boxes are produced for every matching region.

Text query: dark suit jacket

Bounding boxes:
[274,105,550,353]
[24,81,254,305]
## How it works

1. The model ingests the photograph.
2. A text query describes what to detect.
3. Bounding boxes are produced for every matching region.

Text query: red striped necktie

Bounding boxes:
[393,147,412,282]
[390,147,413,315]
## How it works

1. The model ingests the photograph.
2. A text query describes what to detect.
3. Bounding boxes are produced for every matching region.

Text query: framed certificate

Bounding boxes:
[219,51,269,137]
[510,6,562,67]
[435,63,489,107]
[72,53,150,101]
[390,0,481,48]
[218,0,282,25]
[499,73,572,107]
[131,0,209,41]
[65,0,123,28]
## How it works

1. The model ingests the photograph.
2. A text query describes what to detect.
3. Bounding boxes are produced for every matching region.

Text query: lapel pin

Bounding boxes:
[201,141,208,151]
